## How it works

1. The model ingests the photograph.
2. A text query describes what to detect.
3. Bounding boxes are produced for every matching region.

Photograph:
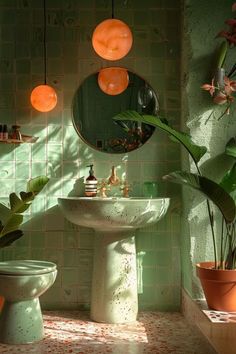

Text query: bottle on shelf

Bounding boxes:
[2,125,8,140]
[10,125,22,141]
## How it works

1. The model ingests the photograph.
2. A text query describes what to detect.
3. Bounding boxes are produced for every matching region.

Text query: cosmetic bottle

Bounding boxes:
[2,125,8,140]
[11,125,22,140]
[85,165,97,197]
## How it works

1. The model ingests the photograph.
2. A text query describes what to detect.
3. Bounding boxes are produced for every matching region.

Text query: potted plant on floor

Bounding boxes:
[0,175,49,309]
[113,110,236,311]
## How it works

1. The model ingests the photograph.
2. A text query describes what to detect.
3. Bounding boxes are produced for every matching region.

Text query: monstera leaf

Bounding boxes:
[113,110,207,164]
[163,171,236,224]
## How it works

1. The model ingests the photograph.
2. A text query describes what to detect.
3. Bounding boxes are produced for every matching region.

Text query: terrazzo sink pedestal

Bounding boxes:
[58,197,170,324]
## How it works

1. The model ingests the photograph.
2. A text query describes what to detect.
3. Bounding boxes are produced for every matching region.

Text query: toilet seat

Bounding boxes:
[0,260,57,275]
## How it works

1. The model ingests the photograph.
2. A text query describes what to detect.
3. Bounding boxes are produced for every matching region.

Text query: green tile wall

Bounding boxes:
[182,0,236,299]
[0,0,181,311]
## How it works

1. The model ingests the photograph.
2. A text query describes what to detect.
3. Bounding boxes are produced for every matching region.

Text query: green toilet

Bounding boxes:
[0,260,57,344]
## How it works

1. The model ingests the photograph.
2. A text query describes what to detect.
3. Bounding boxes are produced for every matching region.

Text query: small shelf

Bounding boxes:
[0,135,39,144]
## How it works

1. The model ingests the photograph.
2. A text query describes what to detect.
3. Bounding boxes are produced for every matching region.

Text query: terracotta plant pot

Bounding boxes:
[196,261,236,311]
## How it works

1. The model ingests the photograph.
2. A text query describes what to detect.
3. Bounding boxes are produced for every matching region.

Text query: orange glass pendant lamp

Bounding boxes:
[30,85,57,112]
[98,67,129,95]
[92,0,132,61]
[92,19,133,60]
[30,0,57,112]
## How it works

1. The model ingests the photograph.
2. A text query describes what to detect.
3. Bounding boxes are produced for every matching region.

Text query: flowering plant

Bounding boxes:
[202,2,236,119]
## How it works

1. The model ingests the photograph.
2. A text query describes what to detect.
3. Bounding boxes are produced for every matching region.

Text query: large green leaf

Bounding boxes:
[0,203,11,224]
[113,110,207,163]
[0,214,24,236]
[9,193,31,213]
[0,230,23,248]
[225,138,236,158]
[163,171,236,223]
[0,175,49,248]
[26,175,49,195]
[220,163,236,195]
[20,191,34,203]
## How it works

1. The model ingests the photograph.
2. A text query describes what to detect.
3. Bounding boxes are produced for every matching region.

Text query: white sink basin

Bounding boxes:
[58,196,170,324]
[58,197,170,231]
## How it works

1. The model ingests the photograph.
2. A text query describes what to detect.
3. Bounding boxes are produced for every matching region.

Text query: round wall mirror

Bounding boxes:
[72,69,159,154]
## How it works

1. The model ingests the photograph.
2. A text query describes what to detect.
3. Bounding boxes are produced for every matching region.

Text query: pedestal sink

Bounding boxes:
[58,197,170,324]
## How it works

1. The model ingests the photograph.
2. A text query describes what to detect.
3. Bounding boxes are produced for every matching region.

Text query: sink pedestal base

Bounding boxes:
[91,231,138,324]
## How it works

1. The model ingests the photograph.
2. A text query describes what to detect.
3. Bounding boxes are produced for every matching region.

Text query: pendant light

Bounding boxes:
[30,0,57,112]
[98,67,129,95]
[92,0,133,61]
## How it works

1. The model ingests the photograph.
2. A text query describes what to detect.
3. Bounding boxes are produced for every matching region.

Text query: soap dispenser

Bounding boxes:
[85,164,97,197]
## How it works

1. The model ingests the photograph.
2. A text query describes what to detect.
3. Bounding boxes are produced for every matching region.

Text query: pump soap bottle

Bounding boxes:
[85,165,97,197]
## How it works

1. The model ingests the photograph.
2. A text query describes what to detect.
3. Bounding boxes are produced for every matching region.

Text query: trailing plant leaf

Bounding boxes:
[0,203,11,225]
[20,191,34,203]
[9,193,31,214]
[0,230,23,248]
[113,110,207,164]
[225,138,236,158]
[163,171,236,224]
[26,176,49,195]
[0,175,49,248]
[0,214,24,236]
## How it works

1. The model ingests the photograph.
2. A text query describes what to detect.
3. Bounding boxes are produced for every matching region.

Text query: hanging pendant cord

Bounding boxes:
[43,0,47,85]
[111,0,114,19]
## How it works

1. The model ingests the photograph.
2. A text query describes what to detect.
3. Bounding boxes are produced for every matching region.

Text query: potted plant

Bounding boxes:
[0,175,49,309]
[113,110,236,311]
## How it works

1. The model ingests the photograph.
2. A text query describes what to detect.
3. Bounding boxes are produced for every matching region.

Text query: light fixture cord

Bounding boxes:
[111,0,114,19]
[43,0,47,85]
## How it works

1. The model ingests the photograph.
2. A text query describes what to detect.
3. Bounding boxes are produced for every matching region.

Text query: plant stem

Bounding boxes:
[195,163,217,268]
[220,216,224,267]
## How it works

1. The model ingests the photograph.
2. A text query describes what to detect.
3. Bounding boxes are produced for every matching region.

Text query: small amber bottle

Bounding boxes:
[2,124,8,140]
[85,165,97,197]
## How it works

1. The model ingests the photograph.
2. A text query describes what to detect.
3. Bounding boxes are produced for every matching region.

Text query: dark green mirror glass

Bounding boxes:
[72,69,159,154]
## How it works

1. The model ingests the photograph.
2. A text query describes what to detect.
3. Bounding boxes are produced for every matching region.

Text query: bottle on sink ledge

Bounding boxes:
[85,164,97,197]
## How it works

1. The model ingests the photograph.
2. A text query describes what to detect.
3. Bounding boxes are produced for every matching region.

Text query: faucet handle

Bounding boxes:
[120,180,132,198]
[97,179,110,198]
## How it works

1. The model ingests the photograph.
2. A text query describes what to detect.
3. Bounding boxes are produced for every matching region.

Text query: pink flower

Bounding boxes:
[213,92,234,105]
[232,3,236,12]
[224,76,236,95]
[217,30,236,45]
[201,79,215,96]
[225,18,236,27]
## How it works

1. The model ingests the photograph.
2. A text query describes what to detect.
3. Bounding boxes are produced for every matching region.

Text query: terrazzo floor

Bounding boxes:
[0,311,216,354]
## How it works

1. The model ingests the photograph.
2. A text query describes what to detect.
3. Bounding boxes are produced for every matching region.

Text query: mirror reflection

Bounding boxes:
[72,69,159,154]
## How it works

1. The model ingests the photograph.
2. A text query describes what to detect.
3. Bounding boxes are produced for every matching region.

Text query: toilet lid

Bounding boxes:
[0,260,57,275]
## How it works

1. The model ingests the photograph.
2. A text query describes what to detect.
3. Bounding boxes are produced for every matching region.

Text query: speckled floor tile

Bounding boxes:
[0,311,216,354]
